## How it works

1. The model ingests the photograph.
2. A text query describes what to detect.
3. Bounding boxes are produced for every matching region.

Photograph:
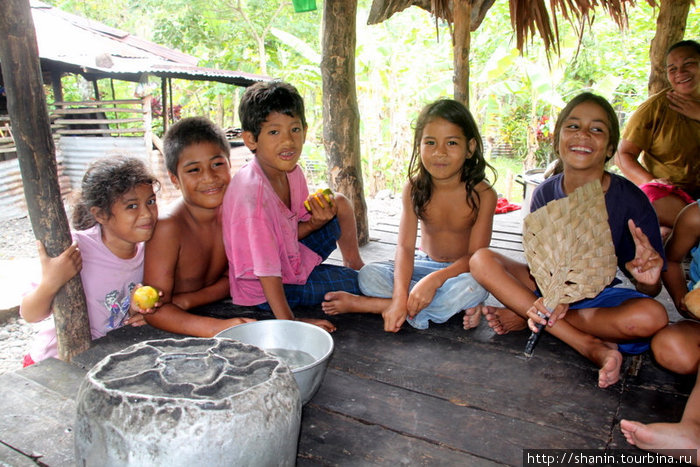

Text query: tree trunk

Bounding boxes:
[453,0,472,106]
[648,0,691,95]
[322,0,369,245]
[0,0,92,361]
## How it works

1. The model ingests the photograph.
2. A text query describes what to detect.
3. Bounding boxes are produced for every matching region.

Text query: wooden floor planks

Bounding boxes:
[0,209,691,465]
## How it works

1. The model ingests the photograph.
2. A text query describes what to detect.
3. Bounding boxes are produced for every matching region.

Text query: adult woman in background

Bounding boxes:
[616,40,700,237]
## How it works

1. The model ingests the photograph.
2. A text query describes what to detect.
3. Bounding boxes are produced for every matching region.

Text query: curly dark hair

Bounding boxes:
[552,92,620,163]
[163,116,230,175]
[71,156,160,230]
[408,99,495,220]
[238,81,307,144]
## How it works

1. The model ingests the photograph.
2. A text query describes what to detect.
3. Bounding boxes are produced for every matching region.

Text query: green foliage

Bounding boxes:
[42,0,700,198]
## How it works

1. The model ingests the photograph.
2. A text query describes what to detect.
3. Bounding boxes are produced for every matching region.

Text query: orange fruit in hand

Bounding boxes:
[133,285,159,309]
[304,188,334,211]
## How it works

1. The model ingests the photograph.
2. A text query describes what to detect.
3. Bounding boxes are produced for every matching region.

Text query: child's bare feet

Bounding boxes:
[620,419,700,464]
[589,341,623,388]
[482,306,527,334]
[322,291,363,315]
[463,306,482,330]
[298,317,336,333]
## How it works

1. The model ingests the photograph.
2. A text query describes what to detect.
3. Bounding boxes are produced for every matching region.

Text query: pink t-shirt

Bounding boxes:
[222,158,321,305]
[25,225,144,362]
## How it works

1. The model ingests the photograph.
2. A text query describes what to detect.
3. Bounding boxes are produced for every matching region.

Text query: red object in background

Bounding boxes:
[495,197,521,214]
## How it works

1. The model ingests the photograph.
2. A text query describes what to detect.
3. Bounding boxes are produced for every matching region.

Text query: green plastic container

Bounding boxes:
[292,0,316,13]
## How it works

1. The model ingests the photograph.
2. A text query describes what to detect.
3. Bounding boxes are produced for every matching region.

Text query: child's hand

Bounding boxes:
[406,275,440,317]
[38,240,82,292]
[625,219,663,286]
[525,298,568,331]
[129,284,163,315]
[305,191,337,229]
[382,301,407,332]
[297,317,336,333]
[124,313,148,327]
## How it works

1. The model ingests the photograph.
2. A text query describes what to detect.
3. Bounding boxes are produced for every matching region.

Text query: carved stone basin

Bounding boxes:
[74,338,301,466]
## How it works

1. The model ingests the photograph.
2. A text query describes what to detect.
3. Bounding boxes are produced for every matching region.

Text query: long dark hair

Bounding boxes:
[408,99,495,220]
[71,156,159,230]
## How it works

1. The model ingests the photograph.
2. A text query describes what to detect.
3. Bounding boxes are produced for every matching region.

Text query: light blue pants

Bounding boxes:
[358,253,488,330]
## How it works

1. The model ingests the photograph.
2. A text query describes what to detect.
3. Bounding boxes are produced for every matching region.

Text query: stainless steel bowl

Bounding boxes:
[217,320,334,405]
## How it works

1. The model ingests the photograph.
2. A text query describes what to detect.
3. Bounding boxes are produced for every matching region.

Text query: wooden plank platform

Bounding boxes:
[0,211,691,465]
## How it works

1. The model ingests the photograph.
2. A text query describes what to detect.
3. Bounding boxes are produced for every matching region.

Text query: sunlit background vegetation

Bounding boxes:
[45,0,700,202]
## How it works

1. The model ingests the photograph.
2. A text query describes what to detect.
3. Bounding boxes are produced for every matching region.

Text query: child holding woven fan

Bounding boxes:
[469,92,668,389]
[322,98,497,332]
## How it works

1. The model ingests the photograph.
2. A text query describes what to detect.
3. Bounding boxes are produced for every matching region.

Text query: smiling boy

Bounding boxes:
[142,117,254,336]
[222,81,364,332]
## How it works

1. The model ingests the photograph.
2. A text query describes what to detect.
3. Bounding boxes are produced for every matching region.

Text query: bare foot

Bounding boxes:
[463,306,482,330]
[322,291,359,315]
[590,341,623,388]
[482,306,527,334]
[621,419,700,464]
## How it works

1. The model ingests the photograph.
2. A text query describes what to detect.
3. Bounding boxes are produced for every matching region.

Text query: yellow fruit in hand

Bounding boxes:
[304,188,334,211]
[133,285,159,309]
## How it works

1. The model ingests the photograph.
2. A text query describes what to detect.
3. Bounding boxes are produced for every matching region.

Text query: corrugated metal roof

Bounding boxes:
[20,1,271,87]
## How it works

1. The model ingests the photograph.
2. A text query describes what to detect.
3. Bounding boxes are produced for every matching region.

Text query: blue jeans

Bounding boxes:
[358,252,488,329]
[258,218,360,310]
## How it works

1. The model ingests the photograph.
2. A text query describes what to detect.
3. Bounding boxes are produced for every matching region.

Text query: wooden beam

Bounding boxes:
[54,128,146,135]
[161,77,168,134]
[322,0,369,245]
[52,99,143,106]
[452,0,471,106]
[0,0,91,360]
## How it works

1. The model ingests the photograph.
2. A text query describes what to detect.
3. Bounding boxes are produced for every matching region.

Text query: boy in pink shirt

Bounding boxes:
[223,81,364,332]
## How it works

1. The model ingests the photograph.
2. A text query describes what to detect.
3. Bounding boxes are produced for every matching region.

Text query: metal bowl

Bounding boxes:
[217,320,334,405]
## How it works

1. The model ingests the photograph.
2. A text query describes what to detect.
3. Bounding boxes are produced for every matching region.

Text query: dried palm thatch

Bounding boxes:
[431,0,656,53]
[522,179,618,356]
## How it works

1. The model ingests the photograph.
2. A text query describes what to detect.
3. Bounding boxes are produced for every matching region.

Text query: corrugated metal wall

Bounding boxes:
[0,136,255,221]
[0,158,27,221]
[0,152,72,222]
[60,136,149,189]
[0,136,149,221]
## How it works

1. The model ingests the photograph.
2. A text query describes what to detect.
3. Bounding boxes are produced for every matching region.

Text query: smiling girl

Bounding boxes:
[323,99,497,332]
[20,156,159,364]
[469,93,668,388]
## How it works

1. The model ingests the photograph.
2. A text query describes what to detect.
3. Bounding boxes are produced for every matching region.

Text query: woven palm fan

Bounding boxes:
[522,179,618,357]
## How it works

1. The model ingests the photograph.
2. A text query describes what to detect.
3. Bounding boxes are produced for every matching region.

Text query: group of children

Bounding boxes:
[19,76,699,460]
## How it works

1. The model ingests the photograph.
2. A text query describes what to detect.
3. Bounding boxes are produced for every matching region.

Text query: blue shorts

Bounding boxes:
[257,218,360,310]
[538,285,652,355]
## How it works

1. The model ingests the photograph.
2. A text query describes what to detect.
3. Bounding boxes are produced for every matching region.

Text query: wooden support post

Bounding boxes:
[0,0,91,360]
[92,79,100,100]
[321,0,369,245]
[51,70,63,103]
[648,0,691,95]
[161,77,168,134]
[453,0,472,107]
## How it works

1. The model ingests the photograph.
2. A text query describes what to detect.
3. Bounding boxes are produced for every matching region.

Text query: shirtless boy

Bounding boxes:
[143,117,254,336]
